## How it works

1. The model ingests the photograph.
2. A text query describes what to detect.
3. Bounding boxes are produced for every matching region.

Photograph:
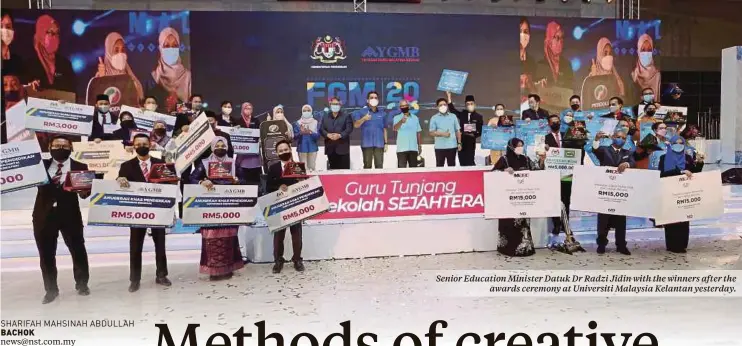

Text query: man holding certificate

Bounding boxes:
[32,135,91,304]
[116,133,171,292]
[446,92,483,166]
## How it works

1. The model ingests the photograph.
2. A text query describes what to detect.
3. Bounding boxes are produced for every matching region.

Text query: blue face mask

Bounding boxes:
[671,143,684,153]
[612,137,625,147]
[639,52,653,67]
[642,94,654,103]
[301,111,313,119]
[330,105,341,113]
[161,48,180,66]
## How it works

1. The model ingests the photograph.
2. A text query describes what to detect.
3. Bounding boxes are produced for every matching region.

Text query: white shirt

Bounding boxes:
[138,157,152,176]
[98,112,111,125]
[47,158,71,183]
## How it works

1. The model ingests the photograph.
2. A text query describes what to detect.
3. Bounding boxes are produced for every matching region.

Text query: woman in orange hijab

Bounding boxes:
[26,14,76,93]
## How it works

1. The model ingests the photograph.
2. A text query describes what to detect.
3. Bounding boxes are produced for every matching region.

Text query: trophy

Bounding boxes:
[148,163,179,183]
[63,171,96,191]
[208,161,234,179]
[282,161,309,179]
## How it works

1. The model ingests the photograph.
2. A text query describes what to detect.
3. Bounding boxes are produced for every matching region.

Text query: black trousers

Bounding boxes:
[273,224,302,262]
[34,208,89,293]
[396,151,418,168]
[239,167,262,185]
[361,147,384,169]
[664,221,690,251]
[458,141,476,166]
[327,152,351,170]
[178,165,192,217]
[129,228,168,282]
[435,148,457,167]
[551,181,573,235]
[596,213,627,248]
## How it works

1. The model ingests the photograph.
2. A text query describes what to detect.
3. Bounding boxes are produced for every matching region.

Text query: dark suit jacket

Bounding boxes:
[545,132,562,148]
[118,156,166,183]
[521,108,549,121]
[320,112,353,155]
[593,145,636,168]
[449,102,483,143]
[658,155,704,178]
[266,161,300,194]
[90,111,119,140]
[32,159,88,231]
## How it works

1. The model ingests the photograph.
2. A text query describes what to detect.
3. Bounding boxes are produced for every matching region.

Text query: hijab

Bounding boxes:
[632,34,661,96]
[544,21,562,83]
[151,27,192,102]
[103,32,144,100]
[298,104,318,130]
[201,136,236,178]
[34,15,57,85]
[662,135,686,172]
[241,102,253,127]
[594,37,626,96]
[271,105,294,138]
[504,138,530,171]
[150,120,170,146]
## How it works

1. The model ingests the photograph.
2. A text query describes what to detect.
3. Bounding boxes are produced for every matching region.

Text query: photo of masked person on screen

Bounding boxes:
[535,21,573,89]
[520,17,536,100]
[2,11,25,78]
[146,27,191,114]
[26,14,76,94]
[631,33,661,96]
[94,32,145,102]
[589,37,625,97]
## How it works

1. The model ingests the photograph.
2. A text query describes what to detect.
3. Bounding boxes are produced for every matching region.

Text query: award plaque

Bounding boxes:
[63,171,96,191]
[208,161,234,180]
[282,161,309,179]
[148,163,179,183]
[463,123,475,133]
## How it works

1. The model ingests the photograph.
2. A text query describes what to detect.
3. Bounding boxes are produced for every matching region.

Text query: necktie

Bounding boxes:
[555,133,561,147]
[141,161,149,179]
[51,163,63,185]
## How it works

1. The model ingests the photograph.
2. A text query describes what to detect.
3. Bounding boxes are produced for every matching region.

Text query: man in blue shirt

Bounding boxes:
[429,98,462,167]
[393,99,422,168]
[353,91,388,169]
[320,97,354,170]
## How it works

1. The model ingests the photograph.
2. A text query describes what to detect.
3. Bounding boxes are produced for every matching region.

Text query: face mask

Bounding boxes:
[145,104,158,112]
[513,147,524,156]
[600,55,614,71]
[213,148,228,157]
[4,90,20,102]
[612,138,625,147]
[564,116,574,123]
[570,104,580,111]
[495,109,504,116]
[639,52,653,67]
[670,143,684,153]
[368,99,379,107]
[550,123,561,131]
[656,129,667,137]
[153,128,167,136]
[121,120,135,129]
[191,103,202,111]
[642,94,654,103]
[135,146,150,156]
[618,126,630,134]
[529,103,538,111]
[50,148,71,162]
[44,35,59,54]
[98,105,110,113]
[1,28,14,45]
[466,105,475,112]
[400,107,410,114]
[278,152,292,161]
[330,105,341,113]
[111,53,127,70]
[273,112,285,121]
[438,106,448,114]
[161,47,180,66]
[520,33,529,48]
[646,110,656,117]
[302,111,313,119]
[610,105,620,113]
[222,107,232,116]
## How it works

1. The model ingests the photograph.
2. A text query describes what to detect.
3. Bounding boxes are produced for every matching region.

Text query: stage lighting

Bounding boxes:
[72,19,87,36]
[561,0,568,3]
[71,55,86,73]
[582,0,591,3]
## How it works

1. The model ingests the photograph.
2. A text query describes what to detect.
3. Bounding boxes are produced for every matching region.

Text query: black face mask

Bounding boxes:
[135,147,150,156]
[646,110,656,117]
[278,152,292,161]
[570,104,580,111]
[153,128,167,136]
[4,91,20,102]
[121,120,135,129]
[628,128,637,135]
[400,107,410,114]
[550,123,561,131]
[50,148,71,162]
[213,148,227,158]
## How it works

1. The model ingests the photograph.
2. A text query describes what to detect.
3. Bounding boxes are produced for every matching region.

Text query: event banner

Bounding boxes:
[174,113,216,174]
[24,97,94,136]
[72,140,127,176]
[544,148,582,177]
[257,176,330,232]
[87,180,178,228]
[120,105,177,136]
[0,140,49,194]
[223,127,261,155]
[483,170,561,219]
[312,169,486,222]
[571,165,660,218]
[182,184,258,226]
[655,171,724,225]
[481,126,515,150]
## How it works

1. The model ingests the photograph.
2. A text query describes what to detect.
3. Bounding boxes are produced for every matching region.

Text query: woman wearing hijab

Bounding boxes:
[293,104,320,171]
[190,136,245,280]
[589,37,625,96]
[26,14,76,93]
[269,105,294,139]
[492,138,546,257]
[486,106,512,166]
[95,32,144,101]
[536,21,573,89]
[112,111,138,148]
[150,120,171,150]
[231,102,262,185]
[146,27,192,108]
[631,34,661,96]
[656,135,704,253]
[519,17,536,100]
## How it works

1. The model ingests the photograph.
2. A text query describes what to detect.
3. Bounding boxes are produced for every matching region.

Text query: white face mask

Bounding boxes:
[222,107,232,115]
[111,53,127,70]
[438,105,448,114]
[302,111,313,119]
[514,147,524,156]
[98,105,110,113]
[520,33,529,48]
[369,99,379,107]
[495,109,505,117]
[564,116,574,123]
[145,104,157,112]
[274,112,285,121]
[1,28,14,45]
[600,55,614,71]
[466,105,475,112]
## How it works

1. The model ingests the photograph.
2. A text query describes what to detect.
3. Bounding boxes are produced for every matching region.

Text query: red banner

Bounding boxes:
[315,169,486,220]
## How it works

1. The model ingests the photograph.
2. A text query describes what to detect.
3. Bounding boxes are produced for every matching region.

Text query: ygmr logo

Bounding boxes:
[224,189,245,194]
[139,187,162,193]
[104,86,122,105]
[594,84,608,101]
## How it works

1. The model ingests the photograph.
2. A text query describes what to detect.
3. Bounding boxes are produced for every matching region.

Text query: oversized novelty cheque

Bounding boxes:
[256,176,330,232]
[654,171,724,225]
[484,170,561,219]
[72,140,127,177]
[173,113,216,174]
[0,140,48,194]
[571,165,660,218]
[182,185,259,226]
[87,180,178,228]
[120,105,177,137]
[24,97,94,136]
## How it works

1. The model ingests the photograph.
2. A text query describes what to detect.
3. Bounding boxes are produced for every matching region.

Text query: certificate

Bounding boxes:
[481,126,514,150]
[638,104,687,119]
[544,148,582,177]
[585,118,618,136]
[120,105,176,136]
[87,180,178,228]
[24,97,94,136]
[0,140,48,194]
[224,127,260,155]
[484,170,561,219]
[174,113,216,174]
[570,165,660,218]
[256,176,330,232]
[73,140,127,176]
[655,171,724,225]
[436,69,468,94]
[515,120,548,151]
[182,185,258,226]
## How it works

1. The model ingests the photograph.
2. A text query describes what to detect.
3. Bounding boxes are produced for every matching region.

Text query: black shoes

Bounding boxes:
[293,260,305,272]
[273,259,305,274]
[617,247,632,256]
[272,261,284,274]
[76,285,90,296]
[668,249,687,254]
[128,281,140,293]
[597,245,606,254]
[41,291,59,304]
[155,277,172,287]
[209,273,233,281]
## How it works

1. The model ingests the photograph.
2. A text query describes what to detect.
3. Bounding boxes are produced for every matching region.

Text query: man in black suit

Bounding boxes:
[116,133,171,292]
[544,114,567,242]
[266,140,304,274]
[33,135,91,304]
[320,97,354,170]
[90,94,119,141]
[591,128,636,255]
[521,94,549,121]
[446,92,483,166]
